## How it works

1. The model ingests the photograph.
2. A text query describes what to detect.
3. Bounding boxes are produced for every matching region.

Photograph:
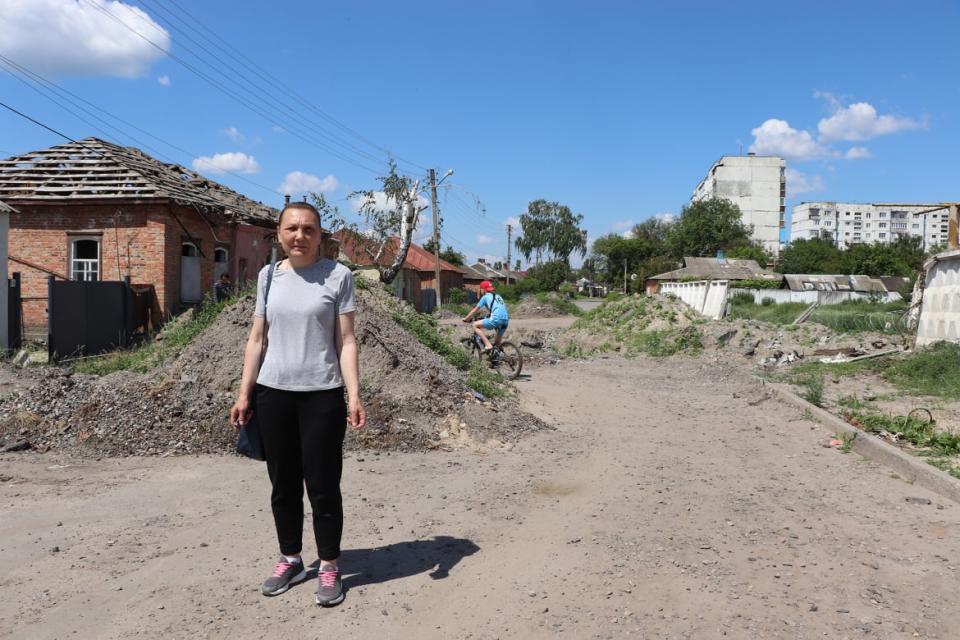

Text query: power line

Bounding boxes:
[162,0,428,173]
[135,0,398,172]
[0,55,285,200]
[77,0,384,175]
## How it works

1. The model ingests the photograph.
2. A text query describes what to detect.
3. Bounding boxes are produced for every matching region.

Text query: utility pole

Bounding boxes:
[505,224,512,286]
[429,169,441,303]
[623,258,628,294]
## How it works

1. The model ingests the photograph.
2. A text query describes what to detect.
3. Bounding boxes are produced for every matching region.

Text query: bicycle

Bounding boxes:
[459,325,523,380]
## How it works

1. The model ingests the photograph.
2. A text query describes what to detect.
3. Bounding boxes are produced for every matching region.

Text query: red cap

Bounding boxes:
[479,280,495,292]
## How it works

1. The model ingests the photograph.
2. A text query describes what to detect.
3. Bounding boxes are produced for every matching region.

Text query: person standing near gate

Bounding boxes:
[230,200,366,607]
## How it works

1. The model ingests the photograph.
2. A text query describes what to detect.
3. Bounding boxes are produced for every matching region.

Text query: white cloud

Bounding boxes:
[192,152,260,175]
[845,146,871,160]
[278,171,339,196]
[749,119,832,161]
[654,212,676,224]
[0,0,169,78]
[271,125,286,134]
[785,168,824,197]
[476,233,494,245]
[157,74,170,86]
[818,101,921,142]
[611,219,635,232]
[222,126,243,142]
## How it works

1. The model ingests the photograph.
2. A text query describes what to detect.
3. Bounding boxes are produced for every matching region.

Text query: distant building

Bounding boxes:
[791,202,949,251]
[691,154,786,258]
[646,256,782,294]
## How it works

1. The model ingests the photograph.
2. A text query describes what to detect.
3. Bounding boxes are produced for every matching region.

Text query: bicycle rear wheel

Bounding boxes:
[495,341,523,379]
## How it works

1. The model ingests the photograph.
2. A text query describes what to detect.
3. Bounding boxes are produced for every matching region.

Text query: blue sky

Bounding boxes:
[1,0,957,266]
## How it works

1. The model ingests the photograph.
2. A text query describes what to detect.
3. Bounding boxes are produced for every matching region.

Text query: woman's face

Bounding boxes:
[278,207,321,260]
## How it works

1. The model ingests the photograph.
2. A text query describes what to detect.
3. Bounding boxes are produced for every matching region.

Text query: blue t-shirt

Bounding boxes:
[478,292,508,323]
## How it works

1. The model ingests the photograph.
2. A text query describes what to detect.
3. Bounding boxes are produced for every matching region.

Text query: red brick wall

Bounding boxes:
[7,201,272,333]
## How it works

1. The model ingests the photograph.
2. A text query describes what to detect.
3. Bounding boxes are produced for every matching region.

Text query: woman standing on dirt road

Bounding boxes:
[230,201,366,607]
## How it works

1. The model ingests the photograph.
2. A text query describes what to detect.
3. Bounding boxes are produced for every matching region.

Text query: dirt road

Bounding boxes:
[2,356,959,639]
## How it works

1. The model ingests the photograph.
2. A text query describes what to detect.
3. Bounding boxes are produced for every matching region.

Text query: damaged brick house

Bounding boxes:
[0,138,277,337]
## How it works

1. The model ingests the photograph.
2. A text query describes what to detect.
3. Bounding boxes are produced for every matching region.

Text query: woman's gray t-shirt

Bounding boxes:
[254,258,356,391]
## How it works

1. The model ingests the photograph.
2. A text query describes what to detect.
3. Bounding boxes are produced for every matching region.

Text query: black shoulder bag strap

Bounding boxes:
[259,258,277,364]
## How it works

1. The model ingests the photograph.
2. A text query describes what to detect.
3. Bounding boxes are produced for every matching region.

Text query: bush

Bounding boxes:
[447,288,467,304]
[731,292,755,305]
[761,297,775,306]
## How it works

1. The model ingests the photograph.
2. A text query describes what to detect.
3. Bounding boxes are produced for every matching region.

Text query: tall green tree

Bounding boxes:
[665,197,752,259]
[515,199,588,266]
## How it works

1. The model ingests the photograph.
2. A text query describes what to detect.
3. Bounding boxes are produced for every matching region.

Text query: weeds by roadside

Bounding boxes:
[728,297,908,334]
[796,372,824,407]
[784,342,960,400]
[72,293,241,376]
[391,307,507,397]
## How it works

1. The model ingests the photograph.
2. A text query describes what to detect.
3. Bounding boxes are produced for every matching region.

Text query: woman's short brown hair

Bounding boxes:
[278,201,321,227]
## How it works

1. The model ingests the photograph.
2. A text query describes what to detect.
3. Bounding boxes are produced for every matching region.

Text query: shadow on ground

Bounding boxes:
[306,535,480,589]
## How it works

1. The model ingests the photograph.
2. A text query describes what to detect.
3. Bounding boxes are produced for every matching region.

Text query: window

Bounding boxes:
[879,233,886,239]
[182,242,199,257]
[879,222,887,228]
[865,223,871,228]
[825,220,832,226]
[879,212,887,218]
[866,212,872,219]
[69,237,100,281]
[214,247,229,263]
[912,223,920,229]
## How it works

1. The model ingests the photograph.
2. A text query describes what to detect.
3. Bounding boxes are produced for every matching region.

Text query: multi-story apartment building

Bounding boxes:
[691,154,786,258]
[791,202,949,251]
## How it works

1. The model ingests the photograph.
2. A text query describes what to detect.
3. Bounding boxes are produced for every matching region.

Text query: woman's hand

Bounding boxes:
[230,395,253,430]
[347,396,366,430]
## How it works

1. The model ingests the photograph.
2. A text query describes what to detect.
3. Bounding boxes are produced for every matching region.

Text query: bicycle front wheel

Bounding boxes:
[496,341,523,379]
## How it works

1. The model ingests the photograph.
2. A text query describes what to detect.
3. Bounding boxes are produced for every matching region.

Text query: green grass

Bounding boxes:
[728,297,909,334]
[466,363,507,398]
[844,410,960,457]
[72,294,240,375]
[437,302,471,316]
[784,341,960,400]
[796,371,824,407]
[927,457,960,480]
[836,394,868,410]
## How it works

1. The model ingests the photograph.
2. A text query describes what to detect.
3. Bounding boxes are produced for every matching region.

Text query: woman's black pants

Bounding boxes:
[255,384,347,560]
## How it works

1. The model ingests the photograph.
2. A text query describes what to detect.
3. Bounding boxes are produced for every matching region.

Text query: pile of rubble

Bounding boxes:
[0,284,546,457]
[510,294,576,318]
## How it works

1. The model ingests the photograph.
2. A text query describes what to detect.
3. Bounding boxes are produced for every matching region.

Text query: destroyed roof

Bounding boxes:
[649,257,782,282]
[469,262,506,279]
[784,274,889,293]
[0,138,277,224]
[0,199,15,214]
[460,263,488,280]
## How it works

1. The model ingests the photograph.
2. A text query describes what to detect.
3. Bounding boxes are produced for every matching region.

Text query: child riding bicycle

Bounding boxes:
[462,280,509,353]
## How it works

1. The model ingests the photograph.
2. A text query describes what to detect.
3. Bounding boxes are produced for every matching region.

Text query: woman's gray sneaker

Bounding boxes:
[261,558,307,596]
[315,567,345,606]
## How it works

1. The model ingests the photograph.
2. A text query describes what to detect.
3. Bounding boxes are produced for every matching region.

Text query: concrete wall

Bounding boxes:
[917,250,960,346]
[660,280,729,319]
[729,288,901,305]
[692,155,785,258]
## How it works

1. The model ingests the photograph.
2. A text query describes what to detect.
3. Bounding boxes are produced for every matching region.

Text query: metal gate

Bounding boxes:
[47,276,153,360]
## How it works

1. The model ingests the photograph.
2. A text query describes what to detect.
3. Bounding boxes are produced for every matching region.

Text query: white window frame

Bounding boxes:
[69,237,101,281]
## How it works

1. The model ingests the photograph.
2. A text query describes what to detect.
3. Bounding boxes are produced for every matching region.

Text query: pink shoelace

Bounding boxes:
[272,561,295,577]
[319,568,339,588]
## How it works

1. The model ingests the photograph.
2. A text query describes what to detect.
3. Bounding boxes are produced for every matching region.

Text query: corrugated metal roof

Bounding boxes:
[334,230,463,273]
[0,138,277,224]
[784,274,888,292]
[650,257,781,281]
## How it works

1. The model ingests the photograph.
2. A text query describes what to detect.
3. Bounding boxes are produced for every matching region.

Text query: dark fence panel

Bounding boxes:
[420,288,437,314]
[47,277,157,361]
[7,272,21,350]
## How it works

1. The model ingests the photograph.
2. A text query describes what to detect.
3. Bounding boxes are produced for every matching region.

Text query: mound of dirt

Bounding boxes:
[510,294,576,318]
[555,293,902,365]
[0,283,546,457]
